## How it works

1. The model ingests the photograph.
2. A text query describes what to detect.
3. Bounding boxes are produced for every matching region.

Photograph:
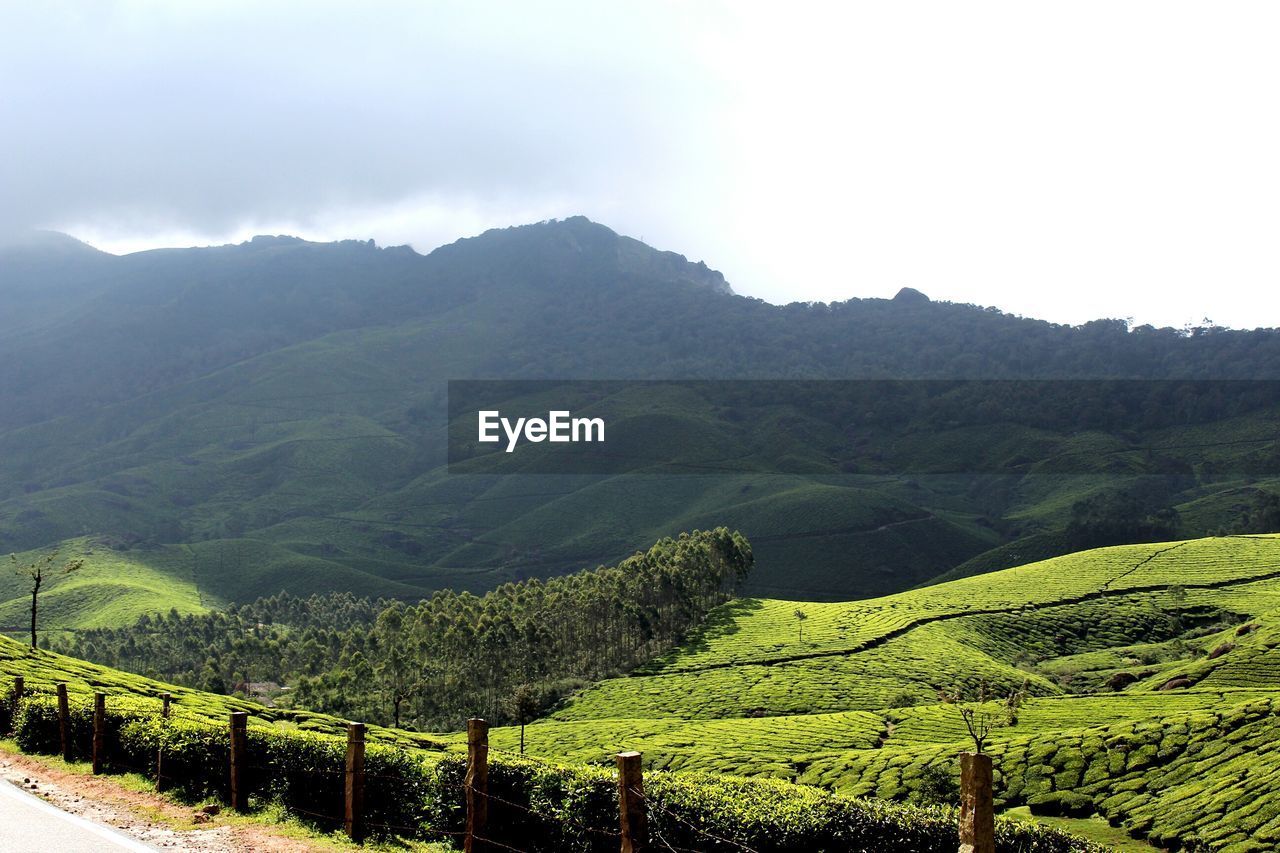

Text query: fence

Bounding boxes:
[5,686,650,845]
[0,680,1081,853]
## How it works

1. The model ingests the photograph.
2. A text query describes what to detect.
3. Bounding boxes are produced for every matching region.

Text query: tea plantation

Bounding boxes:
[7,533,1280,850]
[458,534,1280,851]
[0,634,444,749]
[0,637,1095,851]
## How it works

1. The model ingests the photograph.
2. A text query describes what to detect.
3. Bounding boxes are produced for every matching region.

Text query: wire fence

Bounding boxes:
[0,683,1002,853]
[1,684,713,852]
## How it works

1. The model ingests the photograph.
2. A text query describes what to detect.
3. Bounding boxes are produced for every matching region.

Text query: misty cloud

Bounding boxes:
[4,2,1280,329]
[1,2,726,248]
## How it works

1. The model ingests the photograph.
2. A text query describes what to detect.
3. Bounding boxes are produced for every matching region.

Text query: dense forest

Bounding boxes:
[6,221,1280,437]
[52,528,753,730]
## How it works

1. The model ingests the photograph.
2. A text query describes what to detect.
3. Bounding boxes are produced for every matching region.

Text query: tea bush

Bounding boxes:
[4,687,1098,850]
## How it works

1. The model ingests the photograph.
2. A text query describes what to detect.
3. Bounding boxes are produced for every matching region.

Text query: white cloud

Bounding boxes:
[3,1,1278,329]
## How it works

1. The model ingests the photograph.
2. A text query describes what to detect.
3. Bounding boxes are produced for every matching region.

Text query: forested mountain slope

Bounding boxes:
[3,217,1280,616]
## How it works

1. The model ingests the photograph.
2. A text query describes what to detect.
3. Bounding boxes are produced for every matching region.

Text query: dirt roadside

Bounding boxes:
[0,744,334,852]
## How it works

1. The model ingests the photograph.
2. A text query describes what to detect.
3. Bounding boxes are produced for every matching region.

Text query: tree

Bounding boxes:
[1231,490,1280,534]
[1167,584,1188,633]
[794,609,808,644]
[1064,491,1180,550]
[11,551,84,649]
[940,680,1027,754]
[372,604,417,728]
[506,683,541,754]
[912,763,960,806]
[51,528,755,731]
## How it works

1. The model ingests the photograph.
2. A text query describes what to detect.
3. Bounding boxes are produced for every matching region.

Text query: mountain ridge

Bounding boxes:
[2,217,1280,618]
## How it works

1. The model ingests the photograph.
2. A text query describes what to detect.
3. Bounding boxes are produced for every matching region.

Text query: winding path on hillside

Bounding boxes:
[653,550,1280,675]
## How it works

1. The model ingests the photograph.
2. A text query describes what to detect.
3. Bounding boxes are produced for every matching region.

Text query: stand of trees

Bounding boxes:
[53,528,752,730]
[1229,490,1280,534]
[1063,490,1182,551]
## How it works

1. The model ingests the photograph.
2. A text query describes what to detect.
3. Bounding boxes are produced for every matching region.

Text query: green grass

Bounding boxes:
[0,537,209,631]
[798,697,1280,851]
[1004,806,1159,851]
[8,528,1280,851]
[428,535,1280,852]
[0,634,445,750]
[596,535,1280,676]
[477,710,887,776]
[10,533,1280,850]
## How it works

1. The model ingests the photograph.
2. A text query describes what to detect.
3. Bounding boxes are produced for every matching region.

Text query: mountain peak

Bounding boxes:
[434,216,733,296]
[0,229,106,255]
[892,286,931,304]
[244,234,308,248]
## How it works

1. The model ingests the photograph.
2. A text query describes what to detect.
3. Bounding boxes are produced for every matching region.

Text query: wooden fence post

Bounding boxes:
[156,693,172,791]
[617,751,648,853]
[6,677,24,738]
[465,718,489,853]
[56,683,71,762]
[92,692,106,774]
[229,711,249,812]
[345,722,366,843]
[959,752,995,853]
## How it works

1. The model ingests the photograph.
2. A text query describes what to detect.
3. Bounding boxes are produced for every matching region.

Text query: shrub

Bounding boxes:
[1206,642,1234,659]
[887,689,926,708]
[427,756,1102,853]
[911,763,960,807]
[6,693,1102,851]
[0,678,17,735]
[121,715,229,798]
[13,695,66,755]
[1029,791,1096,818]
[1106,672,1138,691]
[11,693,431,839]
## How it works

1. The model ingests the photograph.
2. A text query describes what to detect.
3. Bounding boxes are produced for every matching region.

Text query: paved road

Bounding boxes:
[0,779,156,852]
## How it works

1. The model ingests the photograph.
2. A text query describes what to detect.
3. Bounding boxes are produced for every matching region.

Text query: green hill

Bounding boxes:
[4,217,1280,616]
[1,621,1101,853]
[0,632,441,749]
[444,534,1280,851]
[13,532,1280,849]
[0,538,209,633]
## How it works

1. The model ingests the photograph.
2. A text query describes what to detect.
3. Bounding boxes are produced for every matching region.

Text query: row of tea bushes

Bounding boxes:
[1,677,1098,851]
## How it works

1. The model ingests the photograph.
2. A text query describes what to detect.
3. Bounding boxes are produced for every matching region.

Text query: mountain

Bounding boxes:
[2,216,1280,622]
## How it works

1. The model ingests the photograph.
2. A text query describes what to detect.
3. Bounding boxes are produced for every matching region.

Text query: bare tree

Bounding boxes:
[940,680,1029,753]
[11,551,84,649]
[794,609,808,644]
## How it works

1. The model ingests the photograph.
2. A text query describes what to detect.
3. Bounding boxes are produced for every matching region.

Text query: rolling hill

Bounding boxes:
[4,216,1280,623]
[17,532,1280,850]
[449,534,1280,851]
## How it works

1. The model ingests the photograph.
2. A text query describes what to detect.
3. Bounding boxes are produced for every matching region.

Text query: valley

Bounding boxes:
[4,220,1280,851]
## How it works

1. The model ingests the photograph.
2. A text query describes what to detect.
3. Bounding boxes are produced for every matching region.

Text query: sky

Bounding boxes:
[3,1,1279,329]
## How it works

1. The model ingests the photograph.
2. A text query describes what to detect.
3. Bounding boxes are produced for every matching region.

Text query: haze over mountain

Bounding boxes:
[2,216,1279,621]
